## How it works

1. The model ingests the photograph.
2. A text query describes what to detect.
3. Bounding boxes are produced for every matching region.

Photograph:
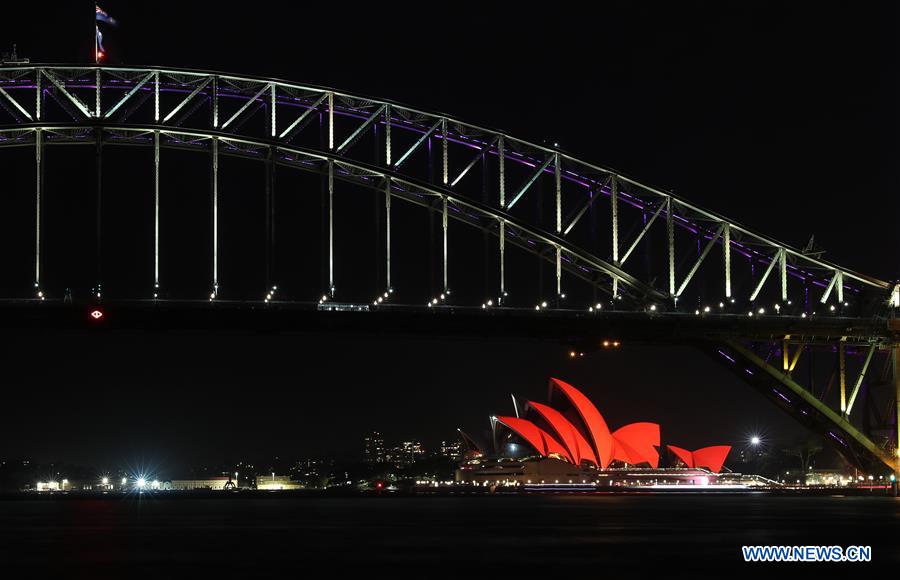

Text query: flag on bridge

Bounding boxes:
[96,5,117,26]
[95,5,118,63]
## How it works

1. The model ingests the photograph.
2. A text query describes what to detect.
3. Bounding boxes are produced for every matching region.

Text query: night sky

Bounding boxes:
[0,2,897,475]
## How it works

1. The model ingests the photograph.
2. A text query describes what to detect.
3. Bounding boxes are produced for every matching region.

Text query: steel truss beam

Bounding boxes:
[675,224,724,298]
[0,64,886,298]
[619,201,665,265]
[563,179,607,236]
[0,64,892,312]
[749,249,783,303]
[820,270,843,304]
[0,86,33,121]
[31,121,900,306]
[846,344,877,416]
[104,72,154,119]
[393,118,441,169]
[723,339,895,471]
[221,83,271,130]
[506,156,554,211]
[41,70,92,118]
[450,136,498,188]
[163,78,211,124]
[278,93,327,140]
[337,104,385,153]
[2,105,894,469]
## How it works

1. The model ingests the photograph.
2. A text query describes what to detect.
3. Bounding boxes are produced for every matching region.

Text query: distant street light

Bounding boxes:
[750,436,761,446]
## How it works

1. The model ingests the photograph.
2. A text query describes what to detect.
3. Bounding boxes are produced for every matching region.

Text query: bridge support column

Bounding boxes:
[211,137,218,298]
[212,76,218,128]
[35,68,41,121]
[95,128,103,294]
[34,128,42,295]
[611,175,618,298]
[721,339,895,472]
[327,92,334,151]
[154,130,159,296]
[666,196,675,302]
[95,69,101,118]
[780,247,788,302]
[385,177,391,291]
[385,105,391,166]
[498,137,505,304]
[839,340,846,414]
[555,154,563,300]
[327,158,334,297]
[723,224,731,299]
[441,118,448,186]
[556,247,562,298]
[499,221,505,302]
[265,146,275,292]
[442,196,448,293]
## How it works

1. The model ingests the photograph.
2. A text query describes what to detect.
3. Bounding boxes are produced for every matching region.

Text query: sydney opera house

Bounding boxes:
[455,378,734,488]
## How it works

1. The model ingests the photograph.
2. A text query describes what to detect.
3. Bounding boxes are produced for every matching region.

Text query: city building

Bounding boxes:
[456,378,733,485]
[385,440,426,467]
[364,432,386,464]
[255,474,302,490]
[170,476,237,491]
[803,469,846,486]
[289,459,333,488]
[35,480,63,492]
[439,440,463,459]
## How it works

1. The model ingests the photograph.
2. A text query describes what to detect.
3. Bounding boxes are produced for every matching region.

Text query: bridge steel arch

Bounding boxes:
[0,65,897,473]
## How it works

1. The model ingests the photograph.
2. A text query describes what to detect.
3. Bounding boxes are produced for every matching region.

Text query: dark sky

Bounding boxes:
[0,2,897,474]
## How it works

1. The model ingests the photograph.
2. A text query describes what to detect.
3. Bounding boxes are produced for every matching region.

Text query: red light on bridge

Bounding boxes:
[90,309,104,320]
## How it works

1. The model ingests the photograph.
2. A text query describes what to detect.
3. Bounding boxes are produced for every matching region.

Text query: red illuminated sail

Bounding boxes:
[611,422,661,467]
[495,416,574,463]
[548,378,613,468]
[527,401,598,466]
[667,445,731,473]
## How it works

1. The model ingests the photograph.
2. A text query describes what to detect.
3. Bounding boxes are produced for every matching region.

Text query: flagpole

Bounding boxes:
[94,3,98,64]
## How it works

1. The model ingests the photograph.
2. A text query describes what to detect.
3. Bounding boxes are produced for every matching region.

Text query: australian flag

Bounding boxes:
[96,5,117,26]
[96,5,118,57]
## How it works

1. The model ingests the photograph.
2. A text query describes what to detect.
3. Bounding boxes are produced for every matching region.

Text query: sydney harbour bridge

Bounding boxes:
[0,65,897,473]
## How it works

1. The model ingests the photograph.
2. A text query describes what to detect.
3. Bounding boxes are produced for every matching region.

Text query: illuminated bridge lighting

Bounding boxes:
[0,64,893,474]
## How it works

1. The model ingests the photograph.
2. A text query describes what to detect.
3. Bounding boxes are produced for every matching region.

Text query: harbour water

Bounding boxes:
[1,493,897,572]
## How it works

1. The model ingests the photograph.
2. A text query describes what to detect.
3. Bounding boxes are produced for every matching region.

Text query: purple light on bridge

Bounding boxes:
[827,431,847,446]
[772,388,791,404]
[1,73,878,301]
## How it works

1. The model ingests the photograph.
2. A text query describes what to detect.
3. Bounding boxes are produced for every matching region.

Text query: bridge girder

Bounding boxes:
[0,64,897,473]
[0,65,892,308]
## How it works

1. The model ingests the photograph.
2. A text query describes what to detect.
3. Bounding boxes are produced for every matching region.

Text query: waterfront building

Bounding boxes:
[456,378,733,485]
[35,480,62,491]
[255,474,302,490]
[170,476,236,491]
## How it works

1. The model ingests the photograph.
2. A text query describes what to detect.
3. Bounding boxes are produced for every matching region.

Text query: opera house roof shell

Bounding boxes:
[490,378,731,473]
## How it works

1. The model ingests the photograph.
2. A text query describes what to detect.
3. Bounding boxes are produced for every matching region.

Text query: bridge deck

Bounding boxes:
[2,301,895,347]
